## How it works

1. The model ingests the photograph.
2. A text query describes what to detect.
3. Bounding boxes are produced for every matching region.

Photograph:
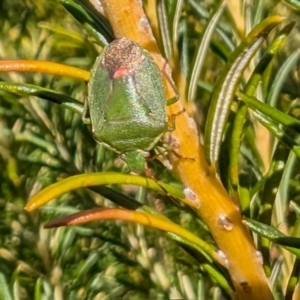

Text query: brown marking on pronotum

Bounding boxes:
[103,38,144,78]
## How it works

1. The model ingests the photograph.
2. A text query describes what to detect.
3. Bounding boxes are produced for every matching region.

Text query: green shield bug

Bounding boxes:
[85,37,173,172]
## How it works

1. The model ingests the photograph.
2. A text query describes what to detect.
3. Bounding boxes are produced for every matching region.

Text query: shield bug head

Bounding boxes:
[85,37,170,172]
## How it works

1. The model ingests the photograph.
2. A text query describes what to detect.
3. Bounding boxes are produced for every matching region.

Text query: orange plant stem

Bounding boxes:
[101,1,273,299]
[0,60,90,81]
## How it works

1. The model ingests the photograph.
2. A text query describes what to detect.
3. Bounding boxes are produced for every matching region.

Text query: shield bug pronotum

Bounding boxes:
[84,37,177,172]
